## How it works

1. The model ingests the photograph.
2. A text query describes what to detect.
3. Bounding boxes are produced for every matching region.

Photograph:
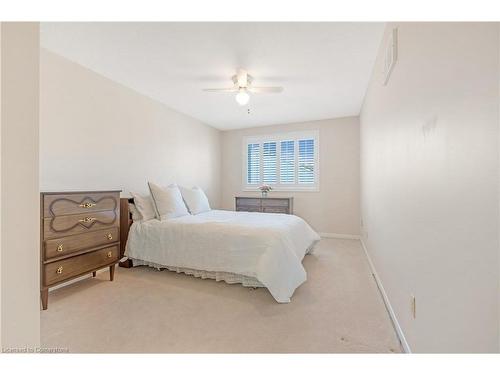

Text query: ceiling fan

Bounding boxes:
[203,69,283,106]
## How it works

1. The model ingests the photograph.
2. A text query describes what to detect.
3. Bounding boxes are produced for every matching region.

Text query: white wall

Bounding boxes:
[360,23,499,352]
[1,23,40,349]
[40,49,221,206]
[221,117,360,236]
[0,21,3,349]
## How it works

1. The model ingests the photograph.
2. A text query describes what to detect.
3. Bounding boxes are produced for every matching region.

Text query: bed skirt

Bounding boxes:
[128,258,265,288]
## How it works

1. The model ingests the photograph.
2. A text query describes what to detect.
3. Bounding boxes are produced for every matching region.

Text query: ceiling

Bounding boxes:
[40,22,385,130]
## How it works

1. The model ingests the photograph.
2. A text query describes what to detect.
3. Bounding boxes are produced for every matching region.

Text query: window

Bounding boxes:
[243,131,319,191]
[262,142,277,184]
[298,139,315,184]
[247,143,260,184]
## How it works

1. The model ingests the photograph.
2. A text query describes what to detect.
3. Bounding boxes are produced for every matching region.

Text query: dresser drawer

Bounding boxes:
[236,206,262,212]
[236,198,261,207]
[262,198,291,207]
[43,192,119,218]
[44,227,119,260]
[262,207,289,214]
[43,210,119,239]
[44,245,119,285]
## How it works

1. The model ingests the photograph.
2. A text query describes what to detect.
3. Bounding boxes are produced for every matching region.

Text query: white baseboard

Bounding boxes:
[319,232,361,240]
[360,239,412,353]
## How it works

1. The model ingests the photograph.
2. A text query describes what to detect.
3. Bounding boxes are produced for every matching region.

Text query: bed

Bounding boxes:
[120,198,320,303]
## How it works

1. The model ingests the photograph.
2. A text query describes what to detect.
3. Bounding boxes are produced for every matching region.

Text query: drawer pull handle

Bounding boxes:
[107,233,113,240]
[57,244,64,252]
[79,202,96,208]
[79,217,96,223]
[107,251,113,258]
[56,266,63,274]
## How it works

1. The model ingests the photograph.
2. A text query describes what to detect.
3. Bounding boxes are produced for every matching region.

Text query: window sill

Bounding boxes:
[242,187,320,193]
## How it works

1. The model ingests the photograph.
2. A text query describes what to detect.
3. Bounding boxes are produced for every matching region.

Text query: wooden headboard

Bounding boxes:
[119,197,134,268]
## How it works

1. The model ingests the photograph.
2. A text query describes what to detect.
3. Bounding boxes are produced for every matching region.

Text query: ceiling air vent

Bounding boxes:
[383,28,398,85]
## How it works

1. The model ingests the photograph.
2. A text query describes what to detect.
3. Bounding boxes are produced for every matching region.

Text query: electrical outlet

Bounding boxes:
[411,295,416,319]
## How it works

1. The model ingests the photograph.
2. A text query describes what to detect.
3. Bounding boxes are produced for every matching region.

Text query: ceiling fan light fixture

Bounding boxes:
[236,69,248,87]
[235,89,250,106]
[203,69,282,106]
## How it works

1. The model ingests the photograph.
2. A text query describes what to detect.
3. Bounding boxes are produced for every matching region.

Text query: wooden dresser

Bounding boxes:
[40,190,121,310]
[235,196,294,214]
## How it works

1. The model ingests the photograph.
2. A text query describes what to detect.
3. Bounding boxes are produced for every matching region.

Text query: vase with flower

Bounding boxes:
[259,184,272,198]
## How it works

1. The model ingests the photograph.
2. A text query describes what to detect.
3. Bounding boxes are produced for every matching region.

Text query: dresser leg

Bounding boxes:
[92,271,97,277]
[41,289,48,310]
[109,264,115,281]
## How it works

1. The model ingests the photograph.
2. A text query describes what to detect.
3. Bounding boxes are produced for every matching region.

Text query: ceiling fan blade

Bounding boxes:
[247,86,283,93]
[202,88,239,93]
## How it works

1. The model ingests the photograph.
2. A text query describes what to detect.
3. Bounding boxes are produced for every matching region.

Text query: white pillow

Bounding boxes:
[179,186,211,215]
[148,182,189,220]
[129,192,156,221]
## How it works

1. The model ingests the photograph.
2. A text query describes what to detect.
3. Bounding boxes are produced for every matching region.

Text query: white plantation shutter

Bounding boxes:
[262,142,277,183]
[280,140,295,184]
[298,139,315,184]
[247,143,260,184]
[244,131,318,190]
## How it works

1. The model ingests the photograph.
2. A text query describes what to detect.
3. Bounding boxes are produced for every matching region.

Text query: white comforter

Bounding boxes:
[125,209,320,303]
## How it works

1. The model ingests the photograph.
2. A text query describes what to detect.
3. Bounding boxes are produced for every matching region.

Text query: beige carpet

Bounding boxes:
[41,238,402,353]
